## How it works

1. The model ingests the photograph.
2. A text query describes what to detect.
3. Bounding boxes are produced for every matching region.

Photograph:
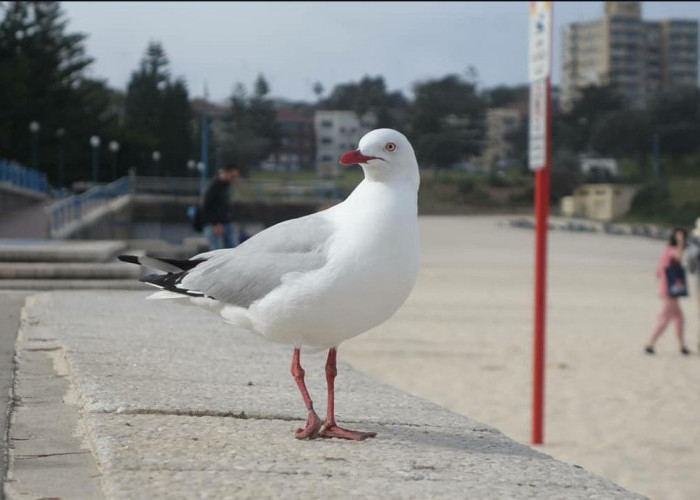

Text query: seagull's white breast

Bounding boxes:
[247,179,419,348]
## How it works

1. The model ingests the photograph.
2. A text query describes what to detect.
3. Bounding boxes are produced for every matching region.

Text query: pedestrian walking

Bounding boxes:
[645,227,690,355]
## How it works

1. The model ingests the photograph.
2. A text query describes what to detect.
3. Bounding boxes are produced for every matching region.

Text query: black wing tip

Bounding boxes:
[118,254,206,271]
[118,255,139,265]
[141,272,208,298]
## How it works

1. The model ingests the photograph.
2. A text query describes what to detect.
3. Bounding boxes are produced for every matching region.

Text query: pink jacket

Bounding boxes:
[656,245,680,298]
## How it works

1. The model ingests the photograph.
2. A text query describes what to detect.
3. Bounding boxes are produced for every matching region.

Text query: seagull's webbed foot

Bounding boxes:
[319,422,376,441]
[295,409,323,440]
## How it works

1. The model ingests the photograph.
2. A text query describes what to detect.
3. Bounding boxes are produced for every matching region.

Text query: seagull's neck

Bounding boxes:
[340,177,417,219]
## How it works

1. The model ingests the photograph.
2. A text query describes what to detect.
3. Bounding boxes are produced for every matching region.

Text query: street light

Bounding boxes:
[29,121,40,169]
[109,140,120,181]
[56,128,65,188]
[90,135,101,183]
[152,150,161,177]
[187,159,196,177]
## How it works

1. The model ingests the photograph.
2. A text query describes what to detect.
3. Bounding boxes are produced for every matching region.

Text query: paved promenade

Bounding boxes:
[5,291,639,499]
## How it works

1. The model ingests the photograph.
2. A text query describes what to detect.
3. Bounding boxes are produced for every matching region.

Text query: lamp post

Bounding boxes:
[187,159,196,177]
[29,121,40,169]
[90,135,101,184]
[196,161,206,194]
[152,150,161,177]
[56,128,65,188]
[109,141,120,181]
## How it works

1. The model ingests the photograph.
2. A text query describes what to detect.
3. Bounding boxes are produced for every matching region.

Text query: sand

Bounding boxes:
[341,215,700,500]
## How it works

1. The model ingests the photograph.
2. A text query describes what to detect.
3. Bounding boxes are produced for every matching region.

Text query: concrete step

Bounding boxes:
[0,240,128,263]
[0,279,147,290]
[0,262,141,280]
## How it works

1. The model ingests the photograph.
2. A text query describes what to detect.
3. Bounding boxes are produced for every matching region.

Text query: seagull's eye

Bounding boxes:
[385,142,397,152]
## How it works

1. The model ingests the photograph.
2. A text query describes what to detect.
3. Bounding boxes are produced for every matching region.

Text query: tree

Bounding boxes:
[123,41,192,175]
[554,85,625,154]
[320,76,408,128]
[312,81,324,101]
[124,42,169,154]
[408,74,486,171]
[0,1,112,184]
[159,78,192,176]
[218,75,280,173]
[589,110,650,158]
[649,88,700,157]
[485,85,529,108]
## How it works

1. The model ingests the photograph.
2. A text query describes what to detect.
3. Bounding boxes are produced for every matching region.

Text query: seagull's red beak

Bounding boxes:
[339,149,378,166]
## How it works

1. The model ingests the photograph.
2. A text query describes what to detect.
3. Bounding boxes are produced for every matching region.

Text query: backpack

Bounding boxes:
[665,262,688,298]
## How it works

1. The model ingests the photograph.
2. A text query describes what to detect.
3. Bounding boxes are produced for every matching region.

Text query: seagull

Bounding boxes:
[119,128,420,440]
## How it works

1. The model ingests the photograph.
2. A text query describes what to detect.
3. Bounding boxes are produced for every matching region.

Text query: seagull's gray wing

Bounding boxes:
[178,213,334,307]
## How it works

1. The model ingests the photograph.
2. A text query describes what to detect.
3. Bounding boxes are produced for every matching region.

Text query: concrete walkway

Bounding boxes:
[5,291,642,499]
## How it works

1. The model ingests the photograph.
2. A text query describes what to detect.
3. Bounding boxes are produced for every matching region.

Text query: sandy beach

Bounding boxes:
[341,216,700,500]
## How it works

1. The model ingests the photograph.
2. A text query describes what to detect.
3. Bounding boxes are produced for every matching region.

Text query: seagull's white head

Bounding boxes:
[339,129,420,190]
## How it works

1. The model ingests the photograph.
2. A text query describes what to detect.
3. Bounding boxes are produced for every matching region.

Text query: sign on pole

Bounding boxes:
[529,78,547,170]
[528,2,552,83]
[528,1,551,171]
[528,1,552,446]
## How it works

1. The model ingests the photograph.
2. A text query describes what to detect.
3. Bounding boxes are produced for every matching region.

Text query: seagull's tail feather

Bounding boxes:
[118,254,205,273]
[118,254,211,299]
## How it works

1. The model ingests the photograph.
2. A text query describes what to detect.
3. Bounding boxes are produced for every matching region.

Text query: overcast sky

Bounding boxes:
[62,1,700,103]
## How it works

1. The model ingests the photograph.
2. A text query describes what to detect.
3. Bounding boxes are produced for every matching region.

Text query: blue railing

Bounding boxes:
[48,177,130,236]
[0,158,48,194]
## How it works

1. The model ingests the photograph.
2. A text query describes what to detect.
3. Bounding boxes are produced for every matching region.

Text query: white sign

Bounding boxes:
[529,2,552,82]
[529,78,547,170]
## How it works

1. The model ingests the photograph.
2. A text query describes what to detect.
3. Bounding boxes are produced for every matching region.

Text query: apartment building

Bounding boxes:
[260,106,315,172]
[561,1,698,110]
[314,110,376,177]
[482,107,523,172]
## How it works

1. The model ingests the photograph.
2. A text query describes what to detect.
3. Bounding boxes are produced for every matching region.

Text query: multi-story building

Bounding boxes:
[561,1,698,110]
[314,110,376,177]
[482,107,523,172]
[261,106,315,172]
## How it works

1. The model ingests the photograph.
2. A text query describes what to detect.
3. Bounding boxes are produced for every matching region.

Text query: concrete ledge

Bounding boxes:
[0,240,127,263]
[0,279,148,290]
[0,262,140,280]
[7,292,644,499]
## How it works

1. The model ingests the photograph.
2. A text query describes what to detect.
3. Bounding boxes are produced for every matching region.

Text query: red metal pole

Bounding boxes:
[532,76,552,445]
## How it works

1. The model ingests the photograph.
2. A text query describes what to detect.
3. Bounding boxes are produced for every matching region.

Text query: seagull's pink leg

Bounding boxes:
[291,348,322,439]
[320,347,376,441]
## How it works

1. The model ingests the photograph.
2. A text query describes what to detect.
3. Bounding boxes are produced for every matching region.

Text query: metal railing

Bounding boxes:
[0,158,48,194]
[47,177,130,236]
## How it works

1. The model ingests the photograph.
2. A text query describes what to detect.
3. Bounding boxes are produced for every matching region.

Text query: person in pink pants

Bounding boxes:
[645,228,689,355]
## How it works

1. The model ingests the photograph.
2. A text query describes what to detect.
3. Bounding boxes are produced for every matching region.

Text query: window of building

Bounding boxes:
[320,120,333,128]
[321,137,333,144]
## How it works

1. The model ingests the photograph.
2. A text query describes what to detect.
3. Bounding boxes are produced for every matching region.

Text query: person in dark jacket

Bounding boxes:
[201,164,239,250]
